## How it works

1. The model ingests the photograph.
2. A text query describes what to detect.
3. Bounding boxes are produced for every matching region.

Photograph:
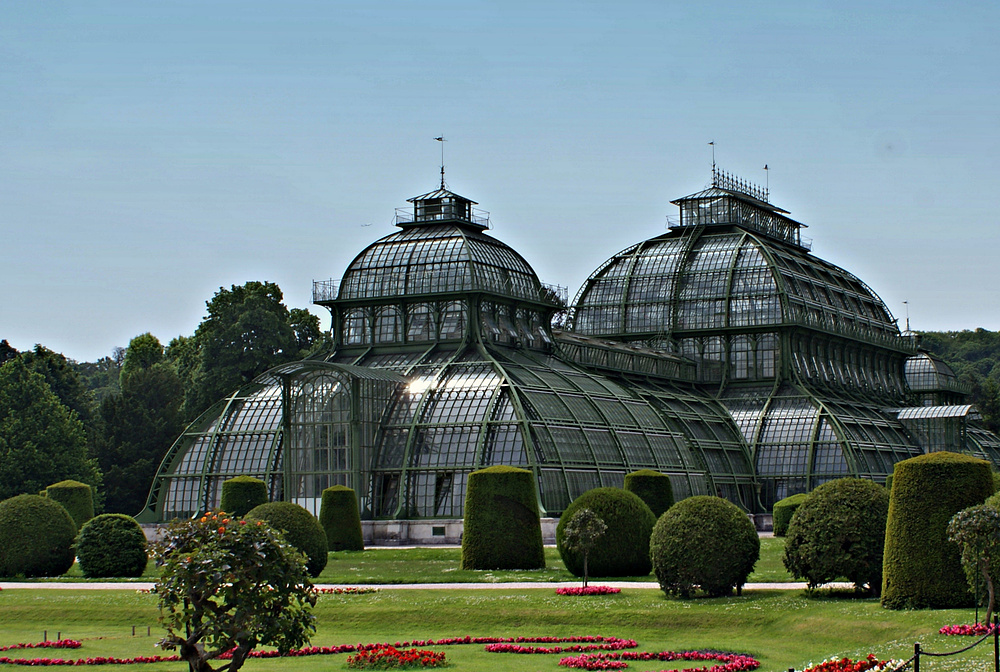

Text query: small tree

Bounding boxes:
[559,508,607,588]
[152,511,316,672]
[947,504,1000,624]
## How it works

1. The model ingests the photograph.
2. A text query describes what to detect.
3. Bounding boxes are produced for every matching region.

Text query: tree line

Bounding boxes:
[0,281,327,514]
[919,329,1000,432]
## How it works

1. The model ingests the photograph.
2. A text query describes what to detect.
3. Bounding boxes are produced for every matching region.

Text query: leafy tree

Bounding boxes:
[119,332,165,386]
[18,345,96,429]
[153,511,317,672]
[559,507,607,588]
[0,358,101,501]
[93,334,184,514]
[947,504,1000,624]
[180,282,323,418]
[0,340,18,365]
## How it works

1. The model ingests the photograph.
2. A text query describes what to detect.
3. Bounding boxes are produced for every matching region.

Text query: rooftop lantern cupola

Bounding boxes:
[395,188,490,231]
[670,167,810,250]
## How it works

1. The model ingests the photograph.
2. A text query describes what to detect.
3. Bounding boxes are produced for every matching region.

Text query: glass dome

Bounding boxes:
[572,231,899,343]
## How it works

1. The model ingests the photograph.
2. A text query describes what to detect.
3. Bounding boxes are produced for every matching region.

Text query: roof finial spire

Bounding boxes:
[709,141,716,182]
[903,300,910,332]
[435,136,446,189]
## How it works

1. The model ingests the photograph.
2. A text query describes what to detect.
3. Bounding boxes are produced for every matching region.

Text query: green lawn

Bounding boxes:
[50,535,791,584]
[0,587,993,671]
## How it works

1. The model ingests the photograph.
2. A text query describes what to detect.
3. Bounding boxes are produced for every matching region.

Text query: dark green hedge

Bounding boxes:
[45,480,94,531]
[649,495,759,598]
[319,485,364,552]
[882,452,994,609]
[461,466,544,570]
[246,502,328,577]
[783,478,889,594]
[76,514,148,578]
[623,470,674,519]
[556,487,655,578]
[220,476,268,517]
[772,493,809,537]
[0,494,77,577]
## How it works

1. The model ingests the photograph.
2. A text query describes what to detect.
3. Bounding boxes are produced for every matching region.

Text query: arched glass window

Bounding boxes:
[440,301,466,340]
[375,306,402,344]
[344,308,371,345]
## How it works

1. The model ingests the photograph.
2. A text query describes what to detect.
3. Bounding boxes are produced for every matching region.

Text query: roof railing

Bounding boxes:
[394,207,491,228]
[312,278,339,303]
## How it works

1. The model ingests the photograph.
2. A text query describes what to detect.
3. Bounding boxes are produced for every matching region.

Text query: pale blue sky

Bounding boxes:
[2,1,998,362]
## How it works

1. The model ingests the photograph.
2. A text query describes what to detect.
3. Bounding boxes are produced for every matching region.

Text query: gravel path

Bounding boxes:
[0,580,853,591]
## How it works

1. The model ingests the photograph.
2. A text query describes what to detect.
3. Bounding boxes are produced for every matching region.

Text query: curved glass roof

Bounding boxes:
[571,230,899,342]
[339,223,546,304]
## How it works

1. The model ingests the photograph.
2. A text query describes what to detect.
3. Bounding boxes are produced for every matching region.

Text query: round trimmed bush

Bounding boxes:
[985,489,1000,511]
[220,476,268,517]
[882,452,994,609]
[772,492,808,537]
[45,480,94,530]
[650,495,759,597]
[556,487,655,578]
[245,502,328,577]
[782,478,889,593]
[623,470,674,519]
[76,514,148,578]
[319,485,364,552]
[0,494,77,577]
[461,466,543,570]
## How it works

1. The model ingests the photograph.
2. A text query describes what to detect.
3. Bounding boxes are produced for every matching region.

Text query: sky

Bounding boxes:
[2,1,998,363]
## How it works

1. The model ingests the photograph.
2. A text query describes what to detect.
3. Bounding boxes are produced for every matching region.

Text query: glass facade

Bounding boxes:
[140,178,1000,523]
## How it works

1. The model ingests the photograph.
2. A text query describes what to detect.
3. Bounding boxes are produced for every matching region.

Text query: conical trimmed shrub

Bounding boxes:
[623,470,674,519]
[220,476,268,517]
[319,485,364,551]
[45,480,94,530]
[461,466,544,570]
[882,452,993,609]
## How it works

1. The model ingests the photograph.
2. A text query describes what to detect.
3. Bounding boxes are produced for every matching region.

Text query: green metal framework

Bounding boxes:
[140,174,1000,522]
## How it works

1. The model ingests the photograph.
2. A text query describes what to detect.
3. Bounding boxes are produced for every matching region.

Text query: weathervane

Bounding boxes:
[434,136,446,188]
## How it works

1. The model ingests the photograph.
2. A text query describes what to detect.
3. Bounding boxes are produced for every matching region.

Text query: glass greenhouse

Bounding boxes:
[139,173,1000,524]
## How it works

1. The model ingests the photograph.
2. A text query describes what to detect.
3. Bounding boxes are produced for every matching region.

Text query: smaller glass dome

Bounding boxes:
[337,189,548,305]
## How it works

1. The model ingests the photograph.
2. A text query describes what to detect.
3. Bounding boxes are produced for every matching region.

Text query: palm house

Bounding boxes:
[139,170,1000,535]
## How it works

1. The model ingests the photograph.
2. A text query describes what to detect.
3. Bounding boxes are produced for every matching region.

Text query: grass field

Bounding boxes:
[50,536,790,584]
[0,587,993,671]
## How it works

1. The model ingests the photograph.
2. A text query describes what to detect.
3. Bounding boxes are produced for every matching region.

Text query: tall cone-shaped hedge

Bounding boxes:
[623,470,674,519]
[45,480,94,530]
[772,493,809,537]
[220,476,268,517]
[882,452,994,609]
[461,466,544,570]
[319,485,364,551]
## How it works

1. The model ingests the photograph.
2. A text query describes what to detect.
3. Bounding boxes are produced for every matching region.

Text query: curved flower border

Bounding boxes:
[0,635,758,669]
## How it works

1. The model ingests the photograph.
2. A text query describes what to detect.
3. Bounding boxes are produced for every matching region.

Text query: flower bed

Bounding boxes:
[0,634,760,670]
[939,623,1000,636]
[558,650,760,672]
[798,654,898,672]
[556,586,621,596]
[0,641,82,653]
[347,645,446,669]
[316,586,379,595]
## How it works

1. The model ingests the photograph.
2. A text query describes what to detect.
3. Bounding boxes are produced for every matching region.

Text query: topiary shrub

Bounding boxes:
[319,485,364,552]
[649,495,759,598]
[782,478,889,594]
[76,513,148,578]
[882,452,994,609]
[623,470,674,519]
[884,474,893,493]
[556,487,655,578]
[0,494,77,577]
[220,476,269,518]
[245,502,328,577]
[772,493,809,537]
[461,466,544,570]
[45,480,94,530]
[986,490,1000,511]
